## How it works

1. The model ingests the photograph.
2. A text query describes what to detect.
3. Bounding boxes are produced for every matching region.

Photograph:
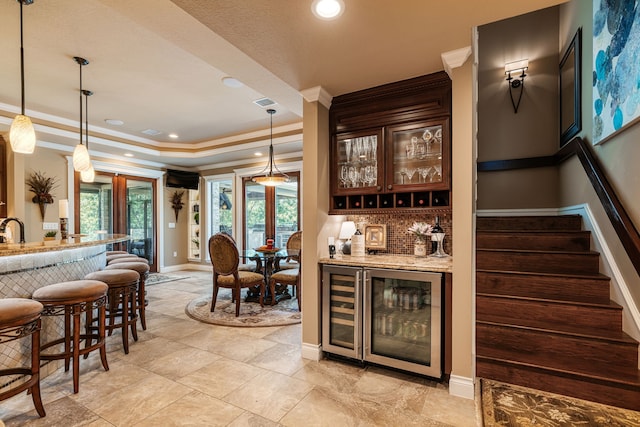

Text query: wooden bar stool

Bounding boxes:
[0,298,46,417]
[32,280,109,394]
[104,261,150,330]
[107,256,149,265]
[106,250,128,256]
[85,269,139,354]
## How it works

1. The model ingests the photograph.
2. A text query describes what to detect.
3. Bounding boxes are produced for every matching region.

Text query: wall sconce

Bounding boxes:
[505,59,528,113]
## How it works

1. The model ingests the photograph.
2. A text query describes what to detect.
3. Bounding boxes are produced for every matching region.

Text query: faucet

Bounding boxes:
[0,217,26,244]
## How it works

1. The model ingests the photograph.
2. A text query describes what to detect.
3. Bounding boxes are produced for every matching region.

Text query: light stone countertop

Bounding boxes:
[0,234,130,256]
[319,253,452,273]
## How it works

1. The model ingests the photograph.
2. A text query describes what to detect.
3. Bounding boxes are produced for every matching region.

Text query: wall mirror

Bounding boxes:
[560,27,582,146]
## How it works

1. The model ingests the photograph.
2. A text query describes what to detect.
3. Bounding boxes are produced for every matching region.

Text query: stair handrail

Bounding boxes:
[477,136,640,277]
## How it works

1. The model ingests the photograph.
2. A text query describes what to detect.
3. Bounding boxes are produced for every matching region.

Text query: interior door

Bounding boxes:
[76,172,157,272]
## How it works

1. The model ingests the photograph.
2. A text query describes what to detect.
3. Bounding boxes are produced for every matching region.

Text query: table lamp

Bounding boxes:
[339,221,356,254]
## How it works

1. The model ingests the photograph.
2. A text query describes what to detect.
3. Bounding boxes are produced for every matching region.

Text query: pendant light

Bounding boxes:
[72,56,91,172]
[251,109,290,187]
[9,0,36,154]
[80,89,95,183]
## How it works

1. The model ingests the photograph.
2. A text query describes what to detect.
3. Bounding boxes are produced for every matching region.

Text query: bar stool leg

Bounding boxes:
[72,304,82,394]
[122,291,130,354]
[64,306,71,373]
[98,303,109,371]
[31,320,46,417]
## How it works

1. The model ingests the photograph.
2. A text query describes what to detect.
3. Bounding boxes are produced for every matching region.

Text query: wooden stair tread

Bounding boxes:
[477,315,637,344]
[477,355,640,388]
[477,247,600,256]
[476,268,610,281]
[477,292,622,310]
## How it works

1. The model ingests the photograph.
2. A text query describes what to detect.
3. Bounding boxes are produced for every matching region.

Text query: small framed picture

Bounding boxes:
[365,224,387,251]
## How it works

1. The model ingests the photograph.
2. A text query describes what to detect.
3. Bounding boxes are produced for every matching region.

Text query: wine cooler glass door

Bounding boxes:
[364,269,442,378]
[322,266,362,359]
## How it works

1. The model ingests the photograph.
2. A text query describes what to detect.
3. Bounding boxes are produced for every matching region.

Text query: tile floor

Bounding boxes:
[0,270,479,426]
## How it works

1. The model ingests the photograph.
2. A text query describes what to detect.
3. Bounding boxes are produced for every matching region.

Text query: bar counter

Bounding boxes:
[319,253,452,273]
[0,234,130,384]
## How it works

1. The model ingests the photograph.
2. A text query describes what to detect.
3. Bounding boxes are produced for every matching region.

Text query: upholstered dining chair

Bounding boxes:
[278,230,302,271]
[209,233,265,317]
[269,248,301,311]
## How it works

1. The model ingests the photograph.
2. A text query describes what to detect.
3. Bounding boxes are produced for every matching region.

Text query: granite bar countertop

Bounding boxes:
[0,234,130,256]
[319,253,452,273]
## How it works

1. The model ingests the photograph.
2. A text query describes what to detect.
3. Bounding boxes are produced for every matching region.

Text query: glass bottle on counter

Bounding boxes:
[351,224,365,256]
[431,216,443,254]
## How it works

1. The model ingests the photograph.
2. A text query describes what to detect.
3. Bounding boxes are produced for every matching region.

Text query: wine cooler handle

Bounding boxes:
[354,269,361,358]
[362,269,370,356]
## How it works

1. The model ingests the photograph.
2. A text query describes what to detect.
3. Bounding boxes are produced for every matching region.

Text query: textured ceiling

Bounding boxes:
[0,0,567,170]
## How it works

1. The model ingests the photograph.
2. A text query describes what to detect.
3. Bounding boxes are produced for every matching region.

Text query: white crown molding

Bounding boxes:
[300,86,333,109]
[441,46,472,78]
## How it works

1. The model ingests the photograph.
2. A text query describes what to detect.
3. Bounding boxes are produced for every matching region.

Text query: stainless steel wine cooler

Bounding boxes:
[322,265,442,378]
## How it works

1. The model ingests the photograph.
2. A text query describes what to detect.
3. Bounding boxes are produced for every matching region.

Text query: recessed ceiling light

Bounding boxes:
[222,77,244,88]
[254,152,263,157]
[168,133,178,139]
[124,153,134,157]
[141,128,161,136]
[311,0,344,20]
[105,119,124,126]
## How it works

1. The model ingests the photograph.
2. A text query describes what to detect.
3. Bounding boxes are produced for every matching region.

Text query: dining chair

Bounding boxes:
[209,233,265,316]
[269,248,301,311]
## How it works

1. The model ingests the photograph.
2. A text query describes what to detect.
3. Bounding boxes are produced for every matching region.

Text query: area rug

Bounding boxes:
[481,379,640,426]
[146,273,189,286]
[185,290,301,327]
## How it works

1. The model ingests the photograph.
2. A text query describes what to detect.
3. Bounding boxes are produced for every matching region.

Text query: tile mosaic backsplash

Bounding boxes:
[347,212,452,256]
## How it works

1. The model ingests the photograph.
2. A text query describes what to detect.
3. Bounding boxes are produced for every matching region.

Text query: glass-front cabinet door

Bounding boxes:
[386,119,450,192]
[332,129,383,195]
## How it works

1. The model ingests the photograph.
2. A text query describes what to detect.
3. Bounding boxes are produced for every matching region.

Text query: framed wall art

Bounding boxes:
[560,27,581,146]
[364,224,387,251]
[593,1,640,144]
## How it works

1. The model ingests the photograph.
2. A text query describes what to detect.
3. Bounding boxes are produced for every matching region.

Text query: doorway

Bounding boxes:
[75,172,157,272]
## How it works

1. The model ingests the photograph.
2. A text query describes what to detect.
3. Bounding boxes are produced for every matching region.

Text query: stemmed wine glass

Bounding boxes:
[420,167,430,183]
[433,165,442,181]
[406,168,416,184]
[399,168,407,184]
[340,165,349,188]
[344,140,352,164]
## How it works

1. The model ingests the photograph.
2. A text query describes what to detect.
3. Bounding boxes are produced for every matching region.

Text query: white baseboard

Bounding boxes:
[449,375,475,399]
[301,343,322,361]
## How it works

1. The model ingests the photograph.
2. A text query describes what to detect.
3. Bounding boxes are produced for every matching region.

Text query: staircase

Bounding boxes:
[476,215,640,411]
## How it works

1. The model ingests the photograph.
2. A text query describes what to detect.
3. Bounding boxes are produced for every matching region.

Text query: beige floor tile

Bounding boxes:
[421,387,478,427]
[227,411,282,427]
[223,370,313,422]
[177,325,249,352]
[292,358,366,392]
[135,391,244,427]
[177,358,266,398]
[3,396,99,427]
[247,342,307,376]
[142,346,221,380]
[116,335,186,366]
[87,374,192,425]
[263,323,302,346]
[197,333,279,362]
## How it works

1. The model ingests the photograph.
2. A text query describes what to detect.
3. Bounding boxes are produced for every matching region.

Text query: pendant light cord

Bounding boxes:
[19,0,25,115]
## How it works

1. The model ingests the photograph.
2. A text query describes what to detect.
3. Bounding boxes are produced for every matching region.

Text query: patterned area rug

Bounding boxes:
[146,273,189,286]
[482,379,640,426]
[185,290,301,327]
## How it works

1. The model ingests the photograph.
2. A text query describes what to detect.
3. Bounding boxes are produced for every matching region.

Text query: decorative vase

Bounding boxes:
[414,237,427,256]
[430,233,448,257]
[37,202,47,221]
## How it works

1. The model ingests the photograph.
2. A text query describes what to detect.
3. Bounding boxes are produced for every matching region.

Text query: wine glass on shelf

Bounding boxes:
[371,137,377,161]
[340,165,349,188]
[406,168,416,184]
[348,166,358,188]
[399,168,407,184]
[344,140,351,164]
[420,167,430,183]
[433,164,442,182]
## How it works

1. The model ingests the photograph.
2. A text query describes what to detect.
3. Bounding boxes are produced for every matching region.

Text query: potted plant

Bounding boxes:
[26,171,58,221]
[170,190,185,221]
[44,231,57,241]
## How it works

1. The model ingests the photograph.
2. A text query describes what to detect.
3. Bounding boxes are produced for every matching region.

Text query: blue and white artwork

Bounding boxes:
[593,0,640,144]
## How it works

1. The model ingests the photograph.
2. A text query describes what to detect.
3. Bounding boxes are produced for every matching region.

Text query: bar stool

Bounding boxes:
[106,250,128,256]
[0,298,46,417]
[107,256,149,265]
[32,280,109,394]
[104,261,150,330]
[85,269,139,354]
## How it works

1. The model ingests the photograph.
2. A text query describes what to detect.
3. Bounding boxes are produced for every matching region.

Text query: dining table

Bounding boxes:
[241,248,299,304]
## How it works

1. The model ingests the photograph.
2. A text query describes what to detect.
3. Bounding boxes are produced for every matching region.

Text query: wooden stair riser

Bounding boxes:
[477,358,640,411]
[476,324,638,377]
[477,215,583,231]
[477,231,591,251]
[477,271,611,304]
[477,249,600,274]
[476,295,622,332]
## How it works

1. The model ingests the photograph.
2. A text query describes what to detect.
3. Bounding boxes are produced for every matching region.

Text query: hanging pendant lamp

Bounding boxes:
[80,90,95,183]
[72,56,91,172]
[9,0,36,154]
[251,109,290,187]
